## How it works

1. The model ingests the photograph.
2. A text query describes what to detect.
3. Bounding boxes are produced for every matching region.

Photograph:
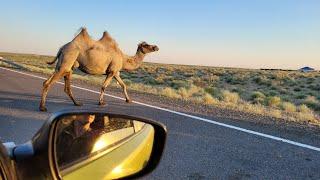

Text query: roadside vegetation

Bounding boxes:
[1,52,319,126]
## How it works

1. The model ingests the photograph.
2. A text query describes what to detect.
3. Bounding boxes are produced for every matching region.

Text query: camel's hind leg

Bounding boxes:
[39,71,65,111]
[64,71,82,106]
[114,74,132,103]
[39,50,79,111]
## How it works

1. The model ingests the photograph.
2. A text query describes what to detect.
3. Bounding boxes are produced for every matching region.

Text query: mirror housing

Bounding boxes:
[14,109,167,180]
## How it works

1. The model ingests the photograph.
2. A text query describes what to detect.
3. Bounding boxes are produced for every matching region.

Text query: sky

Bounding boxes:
[0,0,319,69]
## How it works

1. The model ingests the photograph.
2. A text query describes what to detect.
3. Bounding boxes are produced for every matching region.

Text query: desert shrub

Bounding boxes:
[298,104,312,113]
[222,90,240,103]
[273,71,289,80]
[177,88,189,99]
[269,109,282,118]
[283,77,297,86]
[281,102,297,113]
[296,112,316,123]
[267,96,281,107]
[267,90,278,96]
[303,96,320,111]
[203,74,220,84]
[161,87,180,99]
[306,77,315,84]
[240,103,265,114]
[293,87,301,92]
[204,87,219,97]
[189,85,204,96]
[128,73,139,79]
[143,76,159,85]
[279,88,287,94]
[183,72,193,78]
[202,93,218,105]
[192,77,206,87]
[129,83,158,94]
[253,76,272,86]
[270,85,278,91]
[295,93,307,99]
[170,80,188,89]
[251,91,266,104]
[123,79,132,86]
[304,96,319,109]
[307,91,317,97]
[309,84,320,91]
[177,85,203,99]
[225,74,248,85]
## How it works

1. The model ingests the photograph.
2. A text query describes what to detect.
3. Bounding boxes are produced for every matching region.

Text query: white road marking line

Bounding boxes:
[1,66,320,152]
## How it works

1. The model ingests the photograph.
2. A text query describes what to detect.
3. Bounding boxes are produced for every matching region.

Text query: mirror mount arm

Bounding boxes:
[12,141,34,161]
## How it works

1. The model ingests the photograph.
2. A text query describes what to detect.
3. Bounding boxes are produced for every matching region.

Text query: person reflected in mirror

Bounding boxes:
[56,114,104,168]
[73,114,95,137]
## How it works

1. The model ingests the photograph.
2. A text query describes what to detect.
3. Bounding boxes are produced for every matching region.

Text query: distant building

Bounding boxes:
[299,66,315,72]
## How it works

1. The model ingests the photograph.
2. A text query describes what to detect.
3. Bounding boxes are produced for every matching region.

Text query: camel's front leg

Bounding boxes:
[114,74,132,103]
[99,72,115,106]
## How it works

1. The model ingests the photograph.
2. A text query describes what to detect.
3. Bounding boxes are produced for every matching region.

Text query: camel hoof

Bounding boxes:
[98,101,106,106]
[126,99,132,103]
[74,102,83,106]
[39,106,47,112]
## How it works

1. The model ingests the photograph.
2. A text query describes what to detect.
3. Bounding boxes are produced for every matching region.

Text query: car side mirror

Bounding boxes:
[49,113,166,179]
[12,110,166,180]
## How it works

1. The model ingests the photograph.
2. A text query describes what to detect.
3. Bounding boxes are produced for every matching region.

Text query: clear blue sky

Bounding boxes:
[1,0,319,69]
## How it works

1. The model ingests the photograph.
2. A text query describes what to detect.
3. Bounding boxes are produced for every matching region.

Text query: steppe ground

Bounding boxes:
[0,52,319,127]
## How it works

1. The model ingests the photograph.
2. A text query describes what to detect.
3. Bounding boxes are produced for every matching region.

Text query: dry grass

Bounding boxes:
[1,52,319,126]
[221,90,240,104]
[281,102,297,113]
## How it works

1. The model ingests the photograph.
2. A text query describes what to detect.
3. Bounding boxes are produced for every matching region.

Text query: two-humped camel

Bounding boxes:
[39,28,159,111]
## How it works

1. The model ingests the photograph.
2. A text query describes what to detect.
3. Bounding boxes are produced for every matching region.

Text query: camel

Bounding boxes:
[39,28,159,111]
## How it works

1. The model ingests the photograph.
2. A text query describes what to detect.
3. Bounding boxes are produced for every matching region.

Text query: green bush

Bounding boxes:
[170,80,188,89]
[304,96,318,109]
[251,91,266,104]
[293,87,301,92]
[204,87,219,97]
[295,93,307,99]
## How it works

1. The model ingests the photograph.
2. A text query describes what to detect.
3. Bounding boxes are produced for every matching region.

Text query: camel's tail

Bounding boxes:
[47,48,62,65]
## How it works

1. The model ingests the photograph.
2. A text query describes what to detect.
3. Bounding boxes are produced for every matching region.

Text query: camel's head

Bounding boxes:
[137,42,159,54]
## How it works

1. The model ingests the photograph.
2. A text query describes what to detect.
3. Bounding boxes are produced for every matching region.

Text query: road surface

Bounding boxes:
[0,67,319,179]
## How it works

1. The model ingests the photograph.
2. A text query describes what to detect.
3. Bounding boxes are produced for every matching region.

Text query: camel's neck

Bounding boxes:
[122,51,145,71]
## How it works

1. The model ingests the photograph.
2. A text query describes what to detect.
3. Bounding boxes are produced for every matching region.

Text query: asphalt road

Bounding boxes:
[0,67,319,179]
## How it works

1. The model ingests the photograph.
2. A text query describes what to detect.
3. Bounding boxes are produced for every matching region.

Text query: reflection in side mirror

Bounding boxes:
[52,113,162,180]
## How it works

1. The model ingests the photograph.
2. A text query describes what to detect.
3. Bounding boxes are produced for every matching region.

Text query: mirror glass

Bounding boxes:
[53,114,155,180]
